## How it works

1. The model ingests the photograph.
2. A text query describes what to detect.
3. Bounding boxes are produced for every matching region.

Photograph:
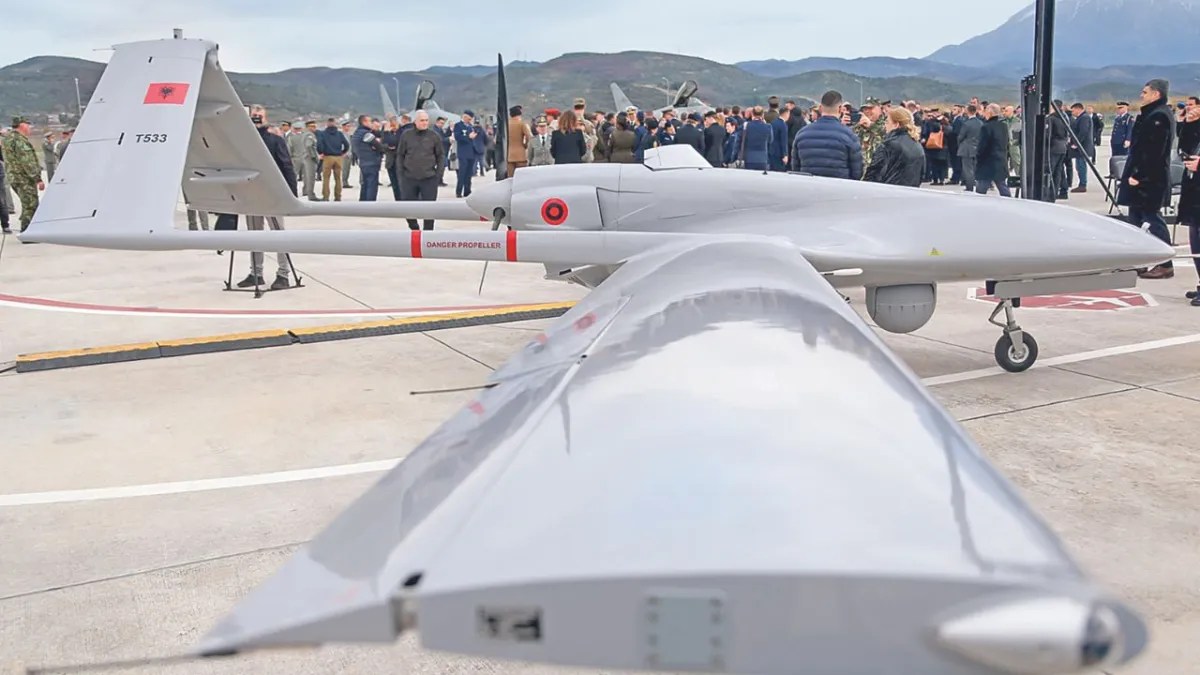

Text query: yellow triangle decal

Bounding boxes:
[929,247,942,256]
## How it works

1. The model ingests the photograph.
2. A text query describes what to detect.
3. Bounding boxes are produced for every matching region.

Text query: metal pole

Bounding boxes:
[74,77,83,118]
[1025,0,1055,202]
[662,77,671,106]
[392,77,400,114]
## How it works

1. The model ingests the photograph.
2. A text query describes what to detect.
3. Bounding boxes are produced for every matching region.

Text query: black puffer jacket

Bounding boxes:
[864,129,925,187]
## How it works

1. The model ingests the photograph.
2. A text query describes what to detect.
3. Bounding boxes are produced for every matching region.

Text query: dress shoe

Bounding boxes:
[1186,288,1198,300]
[1139,265,1174,280]
[1070,186,1087,193]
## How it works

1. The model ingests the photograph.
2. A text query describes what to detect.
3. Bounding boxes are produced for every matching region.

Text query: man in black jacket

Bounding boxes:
[1068,103,1095,193]
[1048,101,1071,199]
[701,111,726,167]
[974,104,1011,196]
[238,105,297,290]
[1118,79,1177,279]
[396,111,447,231]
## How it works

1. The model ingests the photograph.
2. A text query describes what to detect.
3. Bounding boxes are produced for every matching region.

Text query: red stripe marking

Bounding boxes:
[410,230,422,258]
[506,229,517,262]
[0,293,543,317]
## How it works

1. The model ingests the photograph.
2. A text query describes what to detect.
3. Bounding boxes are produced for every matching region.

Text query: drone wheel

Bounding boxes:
[995,332,1039,373]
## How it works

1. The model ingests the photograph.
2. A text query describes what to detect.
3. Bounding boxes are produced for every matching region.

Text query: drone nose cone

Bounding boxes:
[1083,212,1177,269]
[465,179,512,222]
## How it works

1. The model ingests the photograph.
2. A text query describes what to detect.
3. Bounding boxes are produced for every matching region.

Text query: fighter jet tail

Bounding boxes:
[610,83,635,112]
[379,83,398,118]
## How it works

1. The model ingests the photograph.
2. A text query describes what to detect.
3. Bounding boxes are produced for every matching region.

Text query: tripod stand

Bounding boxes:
[222,215,304,299]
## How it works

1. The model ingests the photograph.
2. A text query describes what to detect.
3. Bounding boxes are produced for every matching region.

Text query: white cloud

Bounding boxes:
[4,0,1033,71]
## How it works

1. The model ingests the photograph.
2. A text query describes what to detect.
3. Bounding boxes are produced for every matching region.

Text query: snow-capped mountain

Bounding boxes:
[928,0,1200,68]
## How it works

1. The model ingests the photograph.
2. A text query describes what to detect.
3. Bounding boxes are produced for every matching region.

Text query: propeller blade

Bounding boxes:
[476,209,505,295]
[495,53,509,181]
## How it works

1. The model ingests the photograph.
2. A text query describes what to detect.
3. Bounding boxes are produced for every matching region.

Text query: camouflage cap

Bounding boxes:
[573,97,586,108]
[862,97,881,108]
[12,116,29,126]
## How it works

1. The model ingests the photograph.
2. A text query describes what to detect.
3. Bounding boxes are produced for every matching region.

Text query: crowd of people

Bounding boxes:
[1,79,1197,302]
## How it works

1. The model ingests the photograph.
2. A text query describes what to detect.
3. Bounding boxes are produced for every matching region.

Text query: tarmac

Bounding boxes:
[1,162,1198,675]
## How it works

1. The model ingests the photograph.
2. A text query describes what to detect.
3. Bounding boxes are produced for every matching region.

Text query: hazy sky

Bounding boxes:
[7,0,1033,72]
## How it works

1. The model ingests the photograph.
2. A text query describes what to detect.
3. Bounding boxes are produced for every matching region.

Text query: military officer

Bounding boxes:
[1003,105,1022,178]
[853,98,887,177]
[452,110,481,197]
[302,120,320,200]
[1111,101,1133,157]
[42,132,58,181]
[286,123,306,193]
[2,117,45,233]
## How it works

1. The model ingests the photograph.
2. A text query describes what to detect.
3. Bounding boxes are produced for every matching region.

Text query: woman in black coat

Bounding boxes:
[864,108,925,187]
[919,113,949,184]
[550,110,587,164]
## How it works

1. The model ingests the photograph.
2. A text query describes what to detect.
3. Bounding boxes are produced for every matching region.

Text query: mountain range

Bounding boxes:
[3,0,1198,123]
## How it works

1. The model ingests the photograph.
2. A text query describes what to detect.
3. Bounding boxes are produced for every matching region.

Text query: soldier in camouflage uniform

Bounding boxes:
[2,117,45,232]
[853,98,887,178]
[1003,105,1022,178]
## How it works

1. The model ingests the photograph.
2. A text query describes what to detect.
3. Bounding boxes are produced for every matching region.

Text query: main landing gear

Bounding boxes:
[988,297,1039,373]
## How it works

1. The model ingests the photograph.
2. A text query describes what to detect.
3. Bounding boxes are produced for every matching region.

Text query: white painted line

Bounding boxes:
[0,459,400,507]
[3,331,1199,508]
[921,332,1200,387]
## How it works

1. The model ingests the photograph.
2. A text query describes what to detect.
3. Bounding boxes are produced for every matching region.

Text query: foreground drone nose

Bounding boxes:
[465,179,513,223]
[934,595,1142,674]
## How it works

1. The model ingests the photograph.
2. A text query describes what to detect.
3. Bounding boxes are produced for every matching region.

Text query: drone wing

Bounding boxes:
[197,236,1145,675]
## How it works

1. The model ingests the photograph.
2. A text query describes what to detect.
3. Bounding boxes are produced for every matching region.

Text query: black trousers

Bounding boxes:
[1049,152,1068,198]
[400,176,439,230]
[387,165,401,201]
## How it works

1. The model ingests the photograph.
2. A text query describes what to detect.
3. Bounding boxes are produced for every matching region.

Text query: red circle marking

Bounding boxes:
[541,198,569,226]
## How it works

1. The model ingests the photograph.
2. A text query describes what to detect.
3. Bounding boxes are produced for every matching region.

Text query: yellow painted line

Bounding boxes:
[288,301,576,336]
[14,301,578,371]
[16,341,160,362]
[157,329,292,347]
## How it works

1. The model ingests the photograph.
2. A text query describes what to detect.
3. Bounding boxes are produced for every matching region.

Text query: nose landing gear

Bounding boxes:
[988,297,1039,373]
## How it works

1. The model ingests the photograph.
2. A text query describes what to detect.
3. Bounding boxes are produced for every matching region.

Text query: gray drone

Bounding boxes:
[21,36,1172,675]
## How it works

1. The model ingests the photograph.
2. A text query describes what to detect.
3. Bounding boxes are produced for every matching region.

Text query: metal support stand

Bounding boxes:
[221,215,304,299]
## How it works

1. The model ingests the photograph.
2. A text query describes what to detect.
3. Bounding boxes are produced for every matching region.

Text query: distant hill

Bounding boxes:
[928,0,1200,68]
[422,61,539,77]
[2,47,1195,126]
[764,71,1019,107]
[736,57,1018,85]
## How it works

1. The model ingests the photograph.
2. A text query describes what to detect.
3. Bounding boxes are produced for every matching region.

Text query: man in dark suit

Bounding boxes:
[956,105,983,191]
[701,111,726,167]
[1068,102,1095,193]
[674,113,706,157]
[974,104,1011,196]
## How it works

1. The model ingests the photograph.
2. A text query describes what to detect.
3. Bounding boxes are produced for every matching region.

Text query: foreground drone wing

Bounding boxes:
[197,235,1145,675]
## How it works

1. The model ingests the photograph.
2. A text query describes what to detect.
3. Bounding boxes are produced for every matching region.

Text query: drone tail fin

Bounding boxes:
[22,36,306,247]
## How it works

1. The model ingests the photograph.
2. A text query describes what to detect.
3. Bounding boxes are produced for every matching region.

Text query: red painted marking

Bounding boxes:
[410,230,422,258]
[506,229,518,262]
[540,198,568,226]
[0,292,540,317]
[468,401,485,415]
[535,333,548,345]
[143,82,189,105]
[969,288,1154,311]
[574,312,597,331]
